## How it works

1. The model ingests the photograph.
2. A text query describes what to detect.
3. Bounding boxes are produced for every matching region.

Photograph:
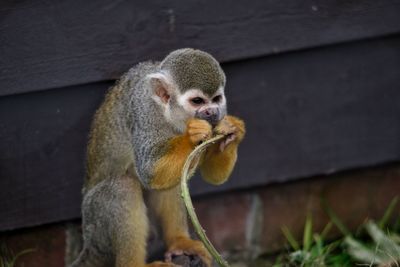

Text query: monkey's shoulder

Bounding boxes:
[119,61,160,87]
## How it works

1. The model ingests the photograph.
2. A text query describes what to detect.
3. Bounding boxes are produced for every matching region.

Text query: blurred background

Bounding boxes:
[0,1,399,266]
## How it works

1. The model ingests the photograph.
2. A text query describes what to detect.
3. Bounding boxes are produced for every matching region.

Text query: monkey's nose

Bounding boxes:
[195,108,220,126]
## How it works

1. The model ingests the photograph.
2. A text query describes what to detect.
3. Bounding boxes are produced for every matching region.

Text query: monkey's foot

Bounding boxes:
[146,260,179,267]
[165,237,211,267]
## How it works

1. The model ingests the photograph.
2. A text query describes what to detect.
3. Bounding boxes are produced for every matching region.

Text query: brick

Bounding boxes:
[193,193,252,252]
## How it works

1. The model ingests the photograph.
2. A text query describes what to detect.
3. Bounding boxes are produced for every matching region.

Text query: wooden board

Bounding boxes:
[1,0,400,96]
[0,83,109,230]
[1,35,399,231]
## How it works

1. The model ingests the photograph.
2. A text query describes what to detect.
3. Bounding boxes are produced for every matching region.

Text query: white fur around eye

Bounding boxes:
[211,86,226,108]
[177,89,208,114]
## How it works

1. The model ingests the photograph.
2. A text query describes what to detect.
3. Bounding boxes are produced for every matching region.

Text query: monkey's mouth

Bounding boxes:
[196,114,220,127]
[208,117,221,127]
[194,110,220,126]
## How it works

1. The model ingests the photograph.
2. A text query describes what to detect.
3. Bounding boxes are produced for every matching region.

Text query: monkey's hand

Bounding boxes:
[199,115,245,185]
[214,115,245,152]
[187,118,212,146]
[165,236,212,267]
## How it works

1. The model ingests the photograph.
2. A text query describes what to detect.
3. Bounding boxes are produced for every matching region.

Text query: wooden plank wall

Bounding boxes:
[0,0,400,230]
[1,0,400,96]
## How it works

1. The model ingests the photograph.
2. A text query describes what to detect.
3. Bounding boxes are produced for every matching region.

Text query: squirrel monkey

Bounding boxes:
[70,48,245,267]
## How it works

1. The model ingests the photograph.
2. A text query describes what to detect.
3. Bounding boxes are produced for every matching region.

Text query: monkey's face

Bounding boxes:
[177,88,227,127]
[151,79,227,133]
[148,70,227,133]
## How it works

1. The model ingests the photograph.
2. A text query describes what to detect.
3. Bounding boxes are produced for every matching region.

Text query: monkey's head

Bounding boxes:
[147,48,227,133]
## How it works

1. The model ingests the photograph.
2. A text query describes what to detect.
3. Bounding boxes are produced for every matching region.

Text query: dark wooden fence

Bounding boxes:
[1,0,400,231]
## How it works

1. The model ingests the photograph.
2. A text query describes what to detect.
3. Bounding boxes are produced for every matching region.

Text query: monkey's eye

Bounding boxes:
[190,97,205,105]
[212,95,222,103]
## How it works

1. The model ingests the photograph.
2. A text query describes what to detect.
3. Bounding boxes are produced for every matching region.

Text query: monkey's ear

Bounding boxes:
[147,72,173,104]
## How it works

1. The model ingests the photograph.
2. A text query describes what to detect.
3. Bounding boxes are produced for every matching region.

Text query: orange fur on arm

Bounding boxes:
[200,115,245,185]
[149,134,194,190]
[200,142,238,185]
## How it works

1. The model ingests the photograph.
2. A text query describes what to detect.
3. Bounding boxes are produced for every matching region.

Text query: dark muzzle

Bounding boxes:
[195,107,220,126]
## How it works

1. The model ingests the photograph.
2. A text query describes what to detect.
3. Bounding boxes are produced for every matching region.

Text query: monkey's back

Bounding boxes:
[84,61,161,191]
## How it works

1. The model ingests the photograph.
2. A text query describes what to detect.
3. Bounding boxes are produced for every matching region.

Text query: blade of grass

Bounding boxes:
[345,236,384,264]
[9,248,35,267]
[303,214,313,252]
[313,234,324,256]
[379,197,399,229]
[391,233,400,243]
[395,217,400,233]
[282,226,300,251]
[365,221,400,259]
[321,221,333,240]
[322,199,351,236]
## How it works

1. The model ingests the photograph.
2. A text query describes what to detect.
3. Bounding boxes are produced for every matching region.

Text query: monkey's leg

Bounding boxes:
[149,186,212,266]
[69,179,123,267]
[76,176,170,267]
[109,176,176,267]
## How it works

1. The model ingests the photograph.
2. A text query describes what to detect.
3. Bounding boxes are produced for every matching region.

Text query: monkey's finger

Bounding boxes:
[189,121,211,127]
[188,129,211,135]
[219,140,227,152]
[188,127,212,134]
[190,133,209,140]
[215,125,236,136]
[189,132,212,144]
[219,134,236,152]
[188,123,212,129]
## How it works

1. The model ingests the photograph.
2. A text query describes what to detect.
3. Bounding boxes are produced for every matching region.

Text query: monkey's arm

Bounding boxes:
[200,115,245,185]
[149,119,212,190]
[149,135,193,190]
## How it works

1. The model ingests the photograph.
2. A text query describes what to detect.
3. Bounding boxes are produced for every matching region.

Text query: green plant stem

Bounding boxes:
[180,134,230,267]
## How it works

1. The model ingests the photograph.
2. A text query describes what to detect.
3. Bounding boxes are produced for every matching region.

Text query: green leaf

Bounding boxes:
[320,221,333,240]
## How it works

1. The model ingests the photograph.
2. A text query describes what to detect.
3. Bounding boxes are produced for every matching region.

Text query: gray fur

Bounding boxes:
[161,48,225,96]
[85,61,177,190]
[71,176,146,267]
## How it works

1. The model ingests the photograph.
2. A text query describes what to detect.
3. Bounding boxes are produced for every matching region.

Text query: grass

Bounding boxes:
[251,197,400,267]
[0,244,34,267]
